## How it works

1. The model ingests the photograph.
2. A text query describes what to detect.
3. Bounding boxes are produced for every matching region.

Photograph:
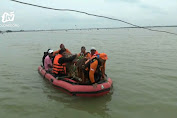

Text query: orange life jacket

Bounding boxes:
[84,57,102,83]
[84,57,101,71]
[52,54,66,75]
[53,49,71,56]
[91,51,99,57]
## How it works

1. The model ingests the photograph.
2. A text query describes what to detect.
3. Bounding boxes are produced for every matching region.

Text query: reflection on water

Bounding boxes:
[47,92,113,118]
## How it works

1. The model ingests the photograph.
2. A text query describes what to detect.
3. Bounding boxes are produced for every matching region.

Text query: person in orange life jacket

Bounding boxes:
[90,47,99,57]
[84,53,108,88]
[53,44,71,56]
[44,49,53,73]
[78,46,91,59]
[52,51,77,77]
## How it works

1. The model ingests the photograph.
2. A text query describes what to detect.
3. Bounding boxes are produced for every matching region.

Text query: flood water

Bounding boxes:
[0,28,177,118]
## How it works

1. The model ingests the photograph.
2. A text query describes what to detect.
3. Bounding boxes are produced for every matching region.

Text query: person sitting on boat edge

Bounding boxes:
[78,46,91,59]
[44,49,53,73]
[53,43,71,56]
[42,48,51,66]
[90,47,99,57]
[84,53,108,88]
[52,51,77,77]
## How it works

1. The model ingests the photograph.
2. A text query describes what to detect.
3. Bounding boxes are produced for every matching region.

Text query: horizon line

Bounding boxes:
[1,25,177,32]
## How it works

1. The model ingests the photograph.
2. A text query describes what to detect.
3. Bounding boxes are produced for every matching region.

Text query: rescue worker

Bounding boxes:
[84,53,108,88]
[90,47,99,57]
[44,49,53,73]
[52,51,77,77]
[78,46,91,59]
[53,44,71,56]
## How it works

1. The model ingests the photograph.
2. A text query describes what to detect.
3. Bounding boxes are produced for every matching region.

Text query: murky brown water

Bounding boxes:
[0,28,177,118]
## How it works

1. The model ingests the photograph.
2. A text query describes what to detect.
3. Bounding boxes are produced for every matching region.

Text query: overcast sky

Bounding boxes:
[0,0,177,30]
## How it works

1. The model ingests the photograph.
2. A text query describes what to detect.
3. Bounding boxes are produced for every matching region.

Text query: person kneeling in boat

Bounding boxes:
[52,51,77,77]
[78,46,91,59]
[84,53,108,88]
[44,49,53,73]
[53,43,71,56]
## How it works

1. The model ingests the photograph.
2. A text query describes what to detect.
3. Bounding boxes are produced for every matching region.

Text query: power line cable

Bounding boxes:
[10,0,177,36]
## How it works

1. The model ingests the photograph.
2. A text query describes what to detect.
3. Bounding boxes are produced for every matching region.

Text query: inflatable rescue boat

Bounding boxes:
[38,66,113,97]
